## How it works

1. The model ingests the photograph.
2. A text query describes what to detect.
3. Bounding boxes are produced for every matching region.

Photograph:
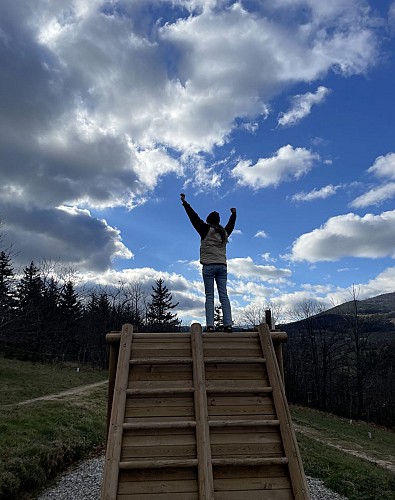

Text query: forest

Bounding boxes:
[281,294,395,428]
[0,251,181,368]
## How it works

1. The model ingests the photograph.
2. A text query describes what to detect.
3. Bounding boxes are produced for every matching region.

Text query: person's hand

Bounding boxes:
[180,193,186,202]
[230,207,236,213]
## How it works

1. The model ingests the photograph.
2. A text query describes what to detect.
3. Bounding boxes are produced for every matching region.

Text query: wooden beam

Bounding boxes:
[191,323,215,500]
[258,324,310,500]
[101,323,133,500]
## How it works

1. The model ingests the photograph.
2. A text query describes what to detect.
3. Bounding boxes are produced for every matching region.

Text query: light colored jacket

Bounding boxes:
[200,226,229,265]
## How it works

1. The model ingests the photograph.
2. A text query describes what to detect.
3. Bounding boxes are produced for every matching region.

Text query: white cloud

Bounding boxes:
[367,152,395,179]
[0,0,383,272]
[350,182,395,208]
[228,257,292,281]
[254,230,269,238]
[290,210,395,262]
[3,204,133,271]
[278,86,331,127]
[261,253,276,262]
[350,152,395,208]
[231,145,319,189]
[292,184,341,202]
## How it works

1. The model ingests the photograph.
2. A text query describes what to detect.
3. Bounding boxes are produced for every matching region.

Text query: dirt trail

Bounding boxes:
[294,423,395,474]
[4,380,108,407]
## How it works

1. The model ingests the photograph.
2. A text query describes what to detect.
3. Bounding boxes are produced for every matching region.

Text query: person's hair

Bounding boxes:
[206,211,227,243]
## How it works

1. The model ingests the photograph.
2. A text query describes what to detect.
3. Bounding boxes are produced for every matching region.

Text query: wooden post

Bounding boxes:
[191,323,214,500]
[258,323,310,500]
[106,341,120,437]
[265,309,273,330]
[101,324,133,500]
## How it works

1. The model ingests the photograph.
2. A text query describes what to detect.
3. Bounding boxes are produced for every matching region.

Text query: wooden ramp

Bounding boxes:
[101,323,310,500]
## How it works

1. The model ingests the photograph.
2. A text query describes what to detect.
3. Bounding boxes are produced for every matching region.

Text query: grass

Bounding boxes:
[0,358,394,500]
[0,357,108,405]
[0,358,108,500]
[290,405,395,500]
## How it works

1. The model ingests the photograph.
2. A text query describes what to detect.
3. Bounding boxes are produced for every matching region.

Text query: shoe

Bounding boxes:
[224,326,233,332]
[206,326,214,332]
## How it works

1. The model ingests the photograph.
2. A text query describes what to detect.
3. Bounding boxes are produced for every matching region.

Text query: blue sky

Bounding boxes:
[1,0,395,325]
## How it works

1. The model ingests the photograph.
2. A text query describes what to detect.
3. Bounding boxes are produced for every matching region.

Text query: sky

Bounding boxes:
[1,0,395,325]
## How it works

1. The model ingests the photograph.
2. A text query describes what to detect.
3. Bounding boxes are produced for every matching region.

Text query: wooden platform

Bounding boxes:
[101,323,310,500]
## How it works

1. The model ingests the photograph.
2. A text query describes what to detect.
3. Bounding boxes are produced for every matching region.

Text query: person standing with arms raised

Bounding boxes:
[180,193,236,332]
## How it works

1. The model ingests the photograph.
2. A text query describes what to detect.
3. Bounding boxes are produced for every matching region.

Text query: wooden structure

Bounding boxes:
[101,323,310,500]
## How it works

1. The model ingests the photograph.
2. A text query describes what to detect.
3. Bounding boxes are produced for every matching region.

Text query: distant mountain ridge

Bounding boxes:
[326,292,395,316]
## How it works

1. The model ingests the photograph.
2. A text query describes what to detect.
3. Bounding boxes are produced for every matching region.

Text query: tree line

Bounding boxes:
[0,251,181,368]
[282,294,395,428]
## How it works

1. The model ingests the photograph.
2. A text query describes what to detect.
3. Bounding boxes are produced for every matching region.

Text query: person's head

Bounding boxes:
[206,211,220,225]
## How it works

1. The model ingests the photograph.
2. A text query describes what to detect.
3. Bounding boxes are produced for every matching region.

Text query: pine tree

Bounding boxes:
[0,251,16,333]
[58,280,83,359]
[16,261,44,357]
[146,278,181,332]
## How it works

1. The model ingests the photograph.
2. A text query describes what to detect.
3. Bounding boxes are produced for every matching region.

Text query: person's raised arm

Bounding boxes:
[180,193,209,238]
[225,207,236,236]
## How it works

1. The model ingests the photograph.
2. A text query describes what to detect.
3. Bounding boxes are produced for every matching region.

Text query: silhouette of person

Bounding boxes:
[180,193,236,332]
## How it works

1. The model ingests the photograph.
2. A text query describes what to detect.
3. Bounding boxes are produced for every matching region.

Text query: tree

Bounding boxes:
[0,251,16,334]
[16,261,45,358]
[146,278,181,332]
[58,280,83,359]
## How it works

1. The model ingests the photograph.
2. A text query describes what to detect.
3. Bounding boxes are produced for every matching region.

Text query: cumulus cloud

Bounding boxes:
[254,230,269,238]
[228,257,292,281]
[278,86,331,127]
[290,210,395,262]
[0,0,383,272]
[292,184,341,202]
[350,153,395,208]
[351,183,395,208]
[231,145,319,189]
[2,204,132,271]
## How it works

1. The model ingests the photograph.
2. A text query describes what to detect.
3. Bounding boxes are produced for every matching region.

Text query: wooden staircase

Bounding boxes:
[101,323,310,500]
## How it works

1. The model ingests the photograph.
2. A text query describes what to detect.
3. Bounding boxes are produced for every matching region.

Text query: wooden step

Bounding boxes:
[130,357,193,365]
[123,421,196,430]
[205,357,266,364]
[119,458,198,469]
[209,419,280,428]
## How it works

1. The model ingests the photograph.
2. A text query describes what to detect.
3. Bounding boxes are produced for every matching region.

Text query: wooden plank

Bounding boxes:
[214,476,291,490]
[259,323,310,500]
[214,490,293,500]
[127,380,194,390]
[130,357,192,364]
[123,421,196,430]
[206,386,272,394]
[119,459,198,469]
[212,457,288,466]
[191,322,214,500]
[118,479,198,494]
[213,464,288,479]
[127,388,194,396]
[124,405,194,418]
[117,493,198,500]
[205,357,266,363]
[209,419,280,428]
[121,444,197,460]
[101,324,133,500]
[211,442,284,457]
[126,396,194,408]
[118,467,197,482]
[123,432,196,447]
[210,431,282,445]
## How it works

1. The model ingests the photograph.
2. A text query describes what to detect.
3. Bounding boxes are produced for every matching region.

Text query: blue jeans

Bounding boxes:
[202,264,232,327]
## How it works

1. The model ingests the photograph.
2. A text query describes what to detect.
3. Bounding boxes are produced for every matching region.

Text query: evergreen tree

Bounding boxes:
[58,280,83,359]
[0,251,16,334]
[16,261,44,357]
[146,278,181,332]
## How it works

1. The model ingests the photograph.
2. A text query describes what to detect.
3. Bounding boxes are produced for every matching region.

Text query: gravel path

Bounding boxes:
[37,455,348,500]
